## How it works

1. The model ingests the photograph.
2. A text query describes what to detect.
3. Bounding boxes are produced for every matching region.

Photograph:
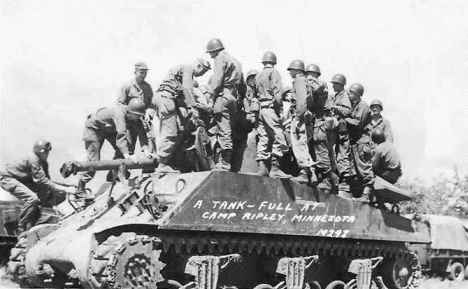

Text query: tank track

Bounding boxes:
[90,230,421,289]
[7,236,31,288]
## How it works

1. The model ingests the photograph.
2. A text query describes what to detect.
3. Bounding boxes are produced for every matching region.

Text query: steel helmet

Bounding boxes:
[127,98,146,116]
[197,58,211,70]
[306,64,321,76]
[371,129,386,144]
[246,69,259,80]
[370,99,383,110]
[206,38,224,53]
[331,74,346,85]
[261,52,277,64]
[349,83,364,97]
[33,139,52,154]
[287,60,305,71]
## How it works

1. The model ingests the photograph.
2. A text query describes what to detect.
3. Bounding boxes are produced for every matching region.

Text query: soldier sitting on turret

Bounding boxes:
[0,140,76,235]
[371,129,402,184]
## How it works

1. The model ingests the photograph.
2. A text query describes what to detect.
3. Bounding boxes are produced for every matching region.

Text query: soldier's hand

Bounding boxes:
[64,186,77,195]
[143,149,154,159]
[124,154,139,164]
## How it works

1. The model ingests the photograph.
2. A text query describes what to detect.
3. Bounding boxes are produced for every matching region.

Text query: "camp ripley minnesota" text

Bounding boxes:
[192,200,355,238]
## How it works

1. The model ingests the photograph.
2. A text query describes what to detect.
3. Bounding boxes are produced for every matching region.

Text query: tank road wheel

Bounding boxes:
[90,233,165,289]
[448,262,465,281]
[382,252,421,289]
[325,280,345,289]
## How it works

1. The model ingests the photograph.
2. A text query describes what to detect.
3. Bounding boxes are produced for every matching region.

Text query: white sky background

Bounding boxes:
[1,0,468,184]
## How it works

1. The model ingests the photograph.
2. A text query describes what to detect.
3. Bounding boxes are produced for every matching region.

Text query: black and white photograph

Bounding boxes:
[1,1,468,288]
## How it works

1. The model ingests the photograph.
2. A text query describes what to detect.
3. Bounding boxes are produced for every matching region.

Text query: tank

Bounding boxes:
[8,158,430,289]
[0,188,21,263]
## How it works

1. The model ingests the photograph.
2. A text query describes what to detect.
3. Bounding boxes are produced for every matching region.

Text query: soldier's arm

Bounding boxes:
[346,103,371,131]
[113,110,131,157]
[209,55,225,97]
[384,120,394,143]
[30,160,70,193]
[335,95,352,117]
[182,65,196,107]
[135,120,149,151]
[271,70,283,108]
[294,77,308,117]
[372,148,382,174]
[144,83,154,109]
[117,84,130,106]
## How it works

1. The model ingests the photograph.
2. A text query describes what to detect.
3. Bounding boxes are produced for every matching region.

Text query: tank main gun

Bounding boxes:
[60,158,157,178]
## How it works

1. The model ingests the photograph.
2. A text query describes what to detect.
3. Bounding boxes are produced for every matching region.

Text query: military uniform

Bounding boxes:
[209,51,245,170]
[0,155,65,232]
[153,64,198,166]
[329,89,353,178]
[372,142,401,184]
[346,99,374,187]
[291,75,314,169]
[80,106,148,183]
[255,66,289,163]
[365,117,394,144]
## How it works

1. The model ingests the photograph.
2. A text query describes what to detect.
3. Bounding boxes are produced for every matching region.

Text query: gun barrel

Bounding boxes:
[60,158,157,178]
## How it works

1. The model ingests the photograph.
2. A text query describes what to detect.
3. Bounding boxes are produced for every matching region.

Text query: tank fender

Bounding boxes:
[27,224,61,247]
[93,223,160,242]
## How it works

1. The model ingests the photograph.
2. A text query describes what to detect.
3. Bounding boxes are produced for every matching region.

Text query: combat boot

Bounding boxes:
[269,156,292,179]
[156,163,180,174]
[291,168,310,185]
[354,186,373,203]
[74,181,95,200]
[215,150,232,171]
[257,160,269,177]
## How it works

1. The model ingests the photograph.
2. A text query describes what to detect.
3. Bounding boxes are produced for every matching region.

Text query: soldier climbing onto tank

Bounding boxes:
[0,140,76,235]
[76,99,151,194]
[255,52,291,178]
[371,129,402,184]
[205,38,246,172]
[305,64,338,192]
[366,99,394,145]
[117,62,156,154]
[151,58,211,173]
[344,83,374,203]
[287,60,317,186]
[328,74,354,197]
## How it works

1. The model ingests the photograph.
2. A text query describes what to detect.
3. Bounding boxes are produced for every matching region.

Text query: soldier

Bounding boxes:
[117,62,155,153]
[152,58,211,173]
[244,70,259,125]
[0,140,76,234]
[344,83,374,202]
[329,74,354,195]
[76,99,150,193]
[287,60,317,185]
[255,52,291,178]
[366,100,394,144]
[305,64,337,190]
[205,38,246,171]
[371,130,402,184]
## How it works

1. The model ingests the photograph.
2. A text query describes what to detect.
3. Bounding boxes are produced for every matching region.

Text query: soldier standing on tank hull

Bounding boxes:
[366,100,394,145]
[76,99,151,194]
[151,59,211,173]
[371,129,402,184]
[0,140,76,235]
[329,74,354,197]
[205,38,246,172]
[305,64,338,193]
[287,60,317,186]
[255,52,291,179]
[344,83,374,202]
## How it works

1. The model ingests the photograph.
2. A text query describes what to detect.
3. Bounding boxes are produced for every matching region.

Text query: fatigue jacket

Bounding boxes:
[365,117,394,143]
[255,66,283,107]
[158,64,197,108]
[292,74,309,118]
[330,90,352,118]
[117,78,153,109]
[83,107,147,155]
[346,99,372,144]
[1,154,61,193]
[372,142,401,174]
[209,51,245,98]
[307,78,329,117]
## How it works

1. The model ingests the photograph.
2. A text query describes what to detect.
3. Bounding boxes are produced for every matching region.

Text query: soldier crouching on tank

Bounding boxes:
[76,99,151,194]
[344,83,374,202]
[371,129,402,184]
[151,58,211,174]
[287,60,318,186]
[0,140,76,235]
[255,52,292,178]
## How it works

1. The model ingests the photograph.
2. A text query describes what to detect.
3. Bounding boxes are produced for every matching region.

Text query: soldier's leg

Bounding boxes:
[263,108,291,178]
[379,169,401,184]
[313,121,337,192]
[352,142,375,202]
[213,96,233,171]
[156,96,180,173]
[256,109,273,175]
[0,176,39,233]
[291,117,316,185]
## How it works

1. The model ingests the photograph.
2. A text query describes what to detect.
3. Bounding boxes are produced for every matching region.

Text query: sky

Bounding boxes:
[1,0,468,186]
